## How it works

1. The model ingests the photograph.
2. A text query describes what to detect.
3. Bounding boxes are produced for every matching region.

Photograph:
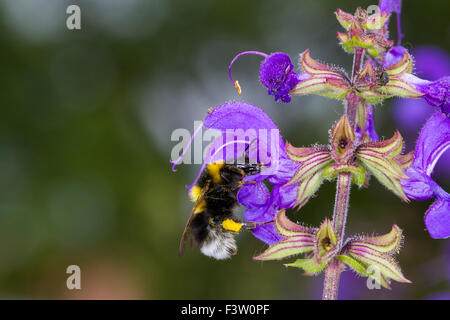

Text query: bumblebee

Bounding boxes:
[179,160,263,260]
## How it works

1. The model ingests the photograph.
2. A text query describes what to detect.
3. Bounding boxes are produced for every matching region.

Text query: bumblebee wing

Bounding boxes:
[179,181,210,257]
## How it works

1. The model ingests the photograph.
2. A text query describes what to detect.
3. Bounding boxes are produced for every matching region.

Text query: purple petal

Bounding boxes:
[204,101,278,131]
[401,167,434,201]
[366,104,379,141]
[251,222,283,246]
[243,185,279,222]
[425,199,450,239]
[383,46,407,68]
[196,101,286,182]
[259,52,294,89]
[413,46,450,80]
[379,0,402,14]
[237,181,270,210]
[419,77,450,115]
[277,184,298,209]
[266,156,300,185]
[413,112,450,176]
[259,52,305,103]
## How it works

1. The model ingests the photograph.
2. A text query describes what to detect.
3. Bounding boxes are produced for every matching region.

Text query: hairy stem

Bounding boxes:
[322,48,365,300]
[352,47,365,80]
[322,259,343,300]
[322,173,351,300]
[332,173,352,247]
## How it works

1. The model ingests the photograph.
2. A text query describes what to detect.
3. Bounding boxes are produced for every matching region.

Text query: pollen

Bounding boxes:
[189,185,203,202]
[222,219,242,232]
[234,80,242,95]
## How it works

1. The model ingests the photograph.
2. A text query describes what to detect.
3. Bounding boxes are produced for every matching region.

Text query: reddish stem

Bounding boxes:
[321,47,365,300]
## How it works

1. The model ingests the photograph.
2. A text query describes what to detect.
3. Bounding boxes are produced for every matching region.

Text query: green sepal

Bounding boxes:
[253,236,315,261]
[356,131,410,201]
[335,255,391,289]
[342,225,411,289]
[284,258,328,275]
[253,210,316,261]
[323,164,366,186]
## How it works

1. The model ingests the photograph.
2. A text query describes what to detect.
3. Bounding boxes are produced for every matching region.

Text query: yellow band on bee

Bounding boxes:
[207,161,225,183]
[222,219,242,232]
[189,185,206,214]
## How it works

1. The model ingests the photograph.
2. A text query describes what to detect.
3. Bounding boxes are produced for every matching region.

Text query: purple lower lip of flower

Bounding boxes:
[228,51,308,103]
[402,111,450,239]
[419,77,450,116]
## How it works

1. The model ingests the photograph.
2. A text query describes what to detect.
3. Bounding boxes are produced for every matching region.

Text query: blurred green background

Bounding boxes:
[0,0,448,299]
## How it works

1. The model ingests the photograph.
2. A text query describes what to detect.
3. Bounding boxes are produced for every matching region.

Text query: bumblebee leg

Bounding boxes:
[238,180,257,188]
[241,220,275,230]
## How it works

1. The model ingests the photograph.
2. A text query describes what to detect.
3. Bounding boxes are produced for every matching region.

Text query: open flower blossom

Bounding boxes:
[173,101,302,245]
[377,0,450,116]
[379,0,403,43]
[401,112,450,239]
[382,46,450,116]
[393,46,450,132]
[228,51,310,103]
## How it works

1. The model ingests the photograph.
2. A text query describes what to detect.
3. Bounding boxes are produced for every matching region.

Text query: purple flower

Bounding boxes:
[382,46,407,67]
[229,51,309,103]
[420,77,450,116]
[379,0,403,43]
[379,0,402,15]
[383,46,450,116]
[391,46,450,177]
[401,112,450,239]
[180,101,301,245]
[356,104,379,142]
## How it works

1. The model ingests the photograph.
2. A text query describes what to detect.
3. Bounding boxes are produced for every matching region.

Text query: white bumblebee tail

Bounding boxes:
[200,229,237,260]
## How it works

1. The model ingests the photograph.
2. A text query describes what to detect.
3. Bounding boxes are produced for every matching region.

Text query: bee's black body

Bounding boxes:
[180,161,262,260]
